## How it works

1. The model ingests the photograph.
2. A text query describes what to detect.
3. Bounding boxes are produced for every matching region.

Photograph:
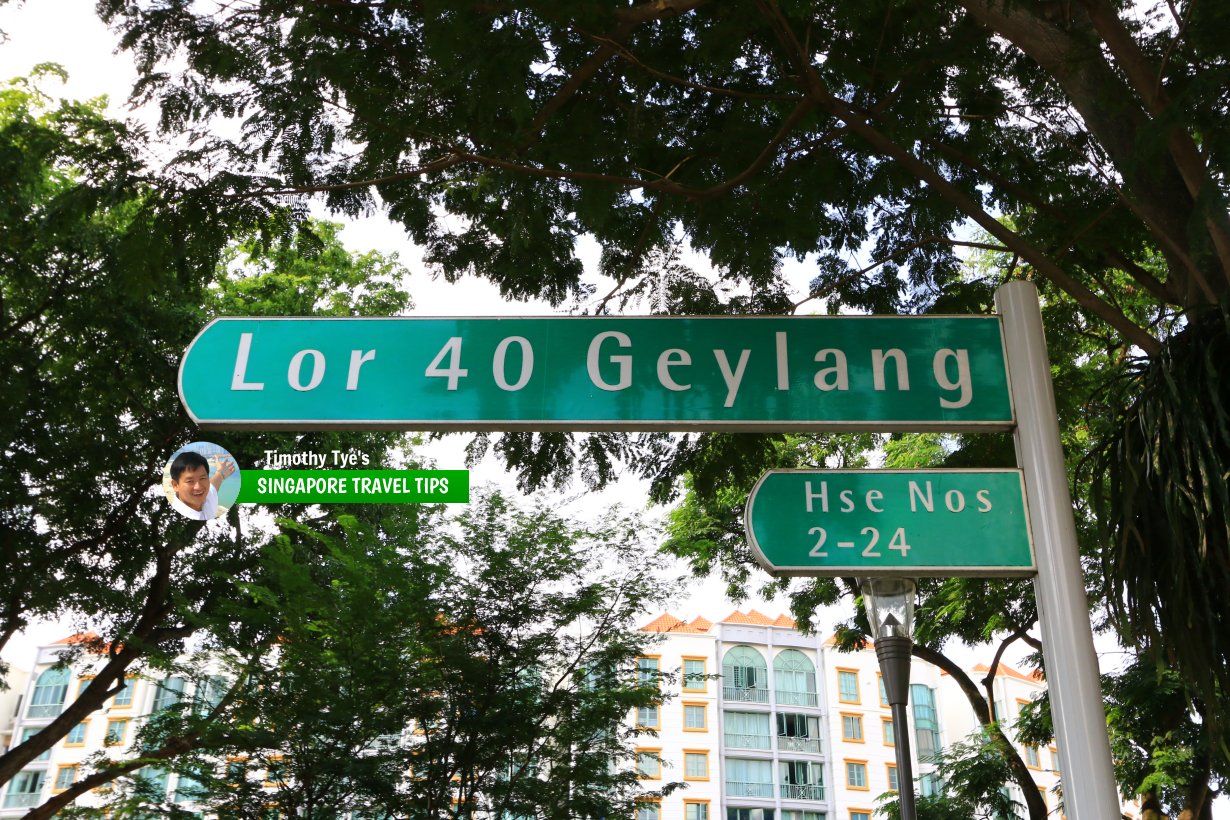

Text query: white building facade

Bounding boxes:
[633,610,948,820]
[1,633,211,814]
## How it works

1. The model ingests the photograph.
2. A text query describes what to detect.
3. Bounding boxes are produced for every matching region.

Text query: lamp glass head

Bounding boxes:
[858,577,916,640]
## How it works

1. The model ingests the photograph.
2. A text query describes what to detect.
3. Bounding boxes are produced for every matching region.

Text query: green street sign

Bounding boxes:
[745,469,1035,577]
[179,316,1013,431]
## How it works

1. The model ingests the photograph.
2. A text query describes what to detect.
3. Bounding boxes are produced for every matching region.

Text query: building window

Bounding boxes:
[782,813,824,820]
[725,710,771,750]
[637,704,660,729]
[886,763,898,791]
[911,684,941,760]
[112,677,135,707]
[1037,787,1048,810]
[685,751,709,780]
[850,812,871,820]
[841,713,864,742]
[878,674,889,706]
[723,646,769,703]
[3,770,46,809]
[137,767,170,798]
[845,760,868,790]
[1025,744,1041,769]
[774,650,818,706]
[28,667,70,718]
[174,773,207,803]
[683,657,707,692]
[636,802,661,820]
[726,758,774,798]
[727,810,774,820]
[65,722,88,747]
[152,676,186,712]
[264,758,287,787]
[636,750,661,779]
[837,669,860,703]
[684,702,707,731]
[780,760,824,800]
[685,801,710,820]
[20,727,50,762]
[104,718,130,746]
[777,712,821,753]
[53,765,78,793]
[919,773,942,797]
[637,657,661,688]
[882,717,895,746]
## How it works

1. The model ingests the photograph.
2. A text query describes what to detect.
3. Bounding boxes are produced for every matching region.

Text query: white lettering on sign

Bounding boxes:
[347,349,376,390]
[813,349,848,391]
[231,333,265,391]
[657,349,692,391]
[714,349,751,408]
[588,331,632,391]
[776,332,789,390]
[220,325,987,415]
[288,350,325,391]
[934,348,972,408]
[493,336,533,391]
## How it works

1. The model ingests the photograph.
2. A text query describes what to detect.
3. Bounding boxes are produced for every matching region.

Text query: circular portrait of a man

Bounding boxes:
[162,442,241,520]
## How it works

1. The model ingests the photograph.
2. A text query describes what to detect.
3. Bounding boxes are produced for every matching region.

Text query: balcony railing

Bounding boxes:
[25,703,61,719]
[725,780,774,798]
[780,783,825,801]
[723,686,770,704]
[775,690,819,707]
[4,793,42,809]
[725,732,772,750]
[777,735,821,753]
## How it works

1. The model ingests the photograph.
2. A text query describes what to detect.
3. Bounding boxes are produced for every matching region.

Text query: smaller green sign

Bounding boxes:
[745,469,1034,577]
[237,470,469,504]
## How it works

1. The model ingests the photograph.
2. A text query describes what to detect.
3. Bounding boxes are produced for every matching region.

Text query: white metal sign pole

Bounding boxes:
[996,282,1120,816]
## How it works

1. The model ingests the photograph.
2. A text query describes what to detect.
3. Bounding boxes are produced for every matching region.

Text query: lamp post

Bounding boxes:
[860,577,918,820]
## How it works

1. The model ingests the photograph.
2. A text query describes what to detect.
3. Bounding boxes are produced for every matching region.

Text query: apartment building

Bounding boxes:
[938,662,1064,818]
[1,633,212,814]
[633,610,947,820]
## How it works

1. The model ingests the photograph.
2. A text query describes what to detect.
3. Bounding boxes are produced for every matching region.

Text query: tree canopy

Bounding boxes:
[0,69,413,787]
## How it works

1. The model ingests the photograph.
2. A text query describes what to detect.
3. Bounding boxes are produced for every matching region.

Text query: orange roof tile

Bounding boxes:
[640,613,684,633]
[49,632,113,655]
[51,632,98,646]
[688,616,713,632]
[824,634,872,650]
[722,609,778,625]
[973,662,1043,683]
[773,615,797,628]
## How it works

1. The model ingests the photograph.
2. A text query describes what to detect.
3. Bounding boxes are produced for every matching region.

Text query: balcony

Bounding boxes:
[723,686,770,704]
[25,704,61,719]
[725,780,774,798]
[3,793,42,809]
[777,735,821,754]
[774,690,819,707]
[780,783,825,801]
[725,732,772,750]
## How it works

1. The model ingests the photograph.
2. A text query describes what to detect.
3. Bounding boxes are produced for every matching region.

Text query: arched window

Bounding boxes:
[773,649,818,707]
[722,646,768,703]
[27,667,70,718]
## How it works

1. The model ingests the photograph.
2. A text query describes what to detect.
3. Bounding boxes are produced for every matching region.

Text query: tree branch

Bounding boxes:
[756,0,1161,352]
[911,643,1048,820]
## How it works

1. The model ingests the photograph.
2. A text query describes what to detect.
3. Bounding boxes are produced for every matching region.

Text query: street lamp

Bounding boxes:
[860,577,918,820]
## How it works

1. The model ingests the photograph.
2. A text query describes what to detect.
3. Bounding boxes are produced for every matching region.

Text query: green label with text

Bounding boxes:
[179,316,1013,431]
[237,470,469,504]
[745,469,1034,577]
